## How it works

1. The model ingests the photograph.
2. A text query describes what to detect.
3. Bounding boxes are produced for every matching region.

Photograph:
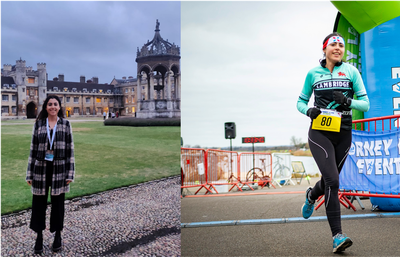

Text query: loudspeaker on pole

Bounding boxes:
[224,122,236,139]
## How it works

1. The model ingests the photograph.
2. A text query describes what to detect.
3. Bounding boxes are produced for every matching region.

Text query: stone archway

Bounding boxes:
[26,102,37,119]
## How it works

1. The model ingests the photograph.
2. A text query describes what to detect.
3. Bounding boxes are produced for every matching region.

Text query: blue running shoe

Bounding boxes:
[301,187,314,219]
[333,233,353,253]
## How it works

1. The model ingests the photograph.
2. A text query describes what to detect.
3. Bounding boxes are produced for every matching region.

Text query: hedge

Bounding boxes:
[104,117,180,126]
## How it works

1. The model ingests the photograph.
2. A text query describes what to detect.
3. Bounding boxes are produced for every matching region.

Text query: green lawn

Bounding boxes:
[1,121,180,214]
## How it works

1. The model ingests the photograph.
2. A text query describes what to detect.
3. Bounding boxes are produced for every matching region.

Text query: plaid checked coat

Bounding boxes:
[26,118,75,196]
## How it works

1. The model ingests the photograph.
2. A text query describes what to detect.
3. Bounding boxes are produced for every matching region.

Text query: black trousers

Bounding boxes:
[307,127,352,237]
[30,161,65,233]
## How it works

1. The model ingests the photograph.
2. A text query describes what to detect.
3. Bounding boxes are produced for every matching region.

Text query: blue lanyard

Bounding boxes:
[46,118,58,150]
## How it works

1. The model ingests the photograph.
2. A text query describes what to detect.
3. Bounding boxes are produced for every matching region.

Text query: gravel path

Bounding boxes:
[1,176,181,256]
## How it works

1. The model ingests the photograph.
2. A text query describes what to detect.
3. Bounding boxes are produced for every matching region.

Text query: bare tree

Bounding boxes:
[290,136,305,149]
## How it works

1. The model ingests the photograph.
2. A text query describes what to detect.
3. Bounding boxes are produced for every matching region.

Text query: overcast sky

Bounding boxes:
[181,1,339,148]
[1,1,180,84]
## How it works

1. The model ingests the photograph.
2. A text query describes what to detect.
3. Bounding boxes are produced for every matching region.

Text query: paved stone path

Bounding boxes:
[1,176,180,256]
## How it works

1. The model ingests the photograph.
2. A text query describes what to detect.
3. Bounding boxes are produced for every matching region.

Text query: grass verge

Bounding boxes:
[1,121,180,214]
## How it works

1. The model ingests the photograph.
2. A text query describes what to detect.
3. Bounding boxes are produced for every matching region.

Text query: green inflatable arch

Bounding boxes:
[332,1,400,33]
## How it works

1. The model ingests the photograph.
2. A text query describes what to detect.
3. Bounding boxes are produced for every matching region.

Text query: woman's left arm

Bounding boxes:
[65,121,75,182]
[349,68,370,112]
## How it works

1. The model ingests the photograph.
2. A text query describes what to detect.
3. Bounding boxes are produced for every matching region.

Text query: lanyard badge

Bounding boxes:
[45,118,58,161]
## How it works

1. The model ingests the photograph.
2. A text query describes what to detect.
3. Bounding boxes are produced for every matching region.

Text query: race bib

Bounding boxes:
[312,109,342,132]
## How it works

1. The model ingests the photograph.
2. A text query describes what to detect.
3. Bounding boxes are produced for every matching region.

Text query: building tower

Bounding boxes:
[37,63,47,114]
[135,19,181,118]
[15,58,27,117]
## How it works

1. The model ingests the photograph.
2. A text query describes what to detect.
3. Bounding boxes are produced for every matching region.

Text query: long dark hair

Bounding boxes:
[36,95,65,121]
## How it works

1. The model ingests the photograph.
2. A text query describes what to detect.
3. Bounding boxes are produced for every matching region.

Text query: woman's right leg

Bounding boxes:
[30,191,48,254]
[308,128,342,237]
[30,194,48,232]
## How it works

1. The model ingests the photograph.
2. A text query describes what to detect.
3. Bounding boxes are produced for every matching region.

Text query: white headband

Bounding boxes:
[323,36,345,49]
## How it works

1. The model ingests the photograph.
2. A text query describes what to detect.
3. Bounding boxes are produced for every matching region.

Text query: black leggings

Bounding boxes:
[308,127,352,237]
[30,161,65,233]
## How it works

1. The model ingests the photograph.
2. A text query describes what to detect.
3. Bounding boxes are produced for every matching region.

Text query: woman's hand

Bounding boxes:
[333,91,352,107]
[66,180,72,185]
[307,107,321,120]
[27,180,32,186]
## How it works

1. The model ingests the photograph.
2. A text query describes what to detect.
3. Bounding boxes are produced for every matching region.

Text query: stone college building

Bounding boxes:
[1,20,181,119]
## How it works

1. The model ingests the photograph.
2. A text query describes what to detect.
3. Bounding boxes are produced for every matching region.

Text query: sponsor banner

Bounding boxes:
[361,16,400,127]
[340,129,400,194]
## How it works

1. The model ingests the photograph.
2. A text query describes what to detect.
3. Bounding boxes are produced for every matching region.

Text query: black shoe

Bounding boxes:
[34,232,43,254]
[52,231,62,252]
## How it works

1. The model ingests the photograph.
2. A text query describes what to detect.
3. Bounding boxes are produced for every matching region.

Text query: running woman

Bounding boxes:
[297,32,370,253]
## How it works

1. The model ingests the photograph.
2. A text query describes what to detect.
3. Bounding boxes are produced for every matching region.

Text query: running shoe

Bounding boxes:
[301,186,314,219]
[333,233,353,253]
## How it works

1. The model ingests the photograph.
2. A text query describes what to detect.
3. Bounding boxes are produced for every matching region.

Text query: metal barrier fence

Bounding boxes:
[271,153,295,187]
[238,152,274,189]
[206,149,241,193]
[353,114,400,132]
[181,148,212,194]
[181,148,281,194]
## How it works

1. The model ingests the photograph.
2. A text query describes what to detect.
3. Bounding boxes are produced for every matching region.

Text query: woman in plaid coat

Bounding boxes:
[26,95,75,254]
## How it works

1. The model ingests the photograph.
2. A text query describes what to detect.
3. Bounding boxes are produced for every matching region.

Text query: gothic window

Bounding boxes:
[2,95,9,101]
[74,97,79,103]
[74,107,79,114]
[12,95,17,101]
[28,77,35,84]
[125,88,129,93]
[66,97,70,103]
[86,97,90,103]
[96,97,101,103]
[12,106,17,113]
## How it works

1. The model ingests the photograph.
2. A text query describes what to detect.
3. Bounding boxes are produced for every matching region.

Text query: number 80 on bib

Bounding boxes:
[311,109,342,132]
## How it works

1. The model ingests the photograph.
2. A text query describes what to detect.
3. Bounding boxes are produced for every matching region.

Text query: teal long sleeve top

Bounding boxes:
[297,62,370,130]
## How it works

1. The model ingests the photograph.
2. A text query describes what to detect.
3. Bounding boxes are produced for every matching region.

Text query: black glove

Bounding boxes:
[333,91,352,107]
[307,108,321,120]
